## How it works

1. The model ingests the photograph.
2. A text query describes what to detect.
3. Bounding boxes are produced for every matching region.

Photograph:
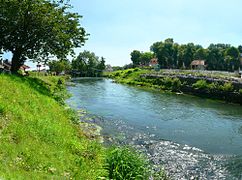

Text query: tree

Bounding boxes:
[0,0,87,73]
[72,51,105,77]
[225,47,239,71]
[97,57,106,71]
[194,47,207,60]
[139,52,154,66]
[130,50,142,66]
[238,45,242,53]
[49,60,71,75]
[150,38,176,68]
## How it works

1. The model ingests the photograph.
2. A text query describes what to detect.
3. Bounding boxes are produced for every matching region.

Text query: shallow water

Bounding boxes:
[66,78,242,179]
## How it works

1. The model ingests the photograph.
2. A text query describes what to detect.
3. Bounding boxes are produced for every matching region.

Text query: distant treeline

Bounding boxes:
[48,51,106,77]
[130,38,242,71]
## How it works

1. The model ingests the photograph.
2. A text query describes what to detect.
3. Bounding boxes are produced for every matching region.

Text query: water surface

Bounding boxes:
[66,78,242,179]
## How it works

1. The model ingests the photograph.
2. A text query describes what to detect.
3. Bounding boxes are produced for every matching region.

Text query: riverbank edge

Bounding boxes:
[106,68,242,105]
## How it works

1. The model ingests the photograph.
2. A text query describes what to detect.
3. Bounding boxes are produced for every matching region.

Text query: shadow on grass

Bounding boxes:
[5,74,54,98]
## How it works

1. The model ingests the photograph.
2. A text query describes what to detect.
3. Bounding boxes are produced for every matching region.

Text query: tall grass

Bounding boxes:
[106,146,151,179]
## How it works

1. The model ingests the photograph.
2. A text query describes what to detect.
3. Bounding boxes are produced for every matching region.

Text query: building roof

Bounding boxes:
[150,58,158,65]
[191,60,205,66]
[20,65,30,70]
[2,62,11,69]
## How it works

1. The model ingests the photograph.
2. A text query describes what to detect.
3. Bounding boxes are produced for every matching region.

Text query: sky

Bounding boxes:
[3,0,242,68]
[69,0,242,66]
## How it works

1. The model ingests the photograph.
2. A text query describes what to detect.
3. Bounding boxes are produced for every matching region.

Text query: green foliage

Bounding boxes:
[130,50,154,67]
[48,60,71,75]
[0,75,107,179]
[192,80,208,89]
[106,146,151,180]
[130,38,242,71]
[72,51,106,77]
[0,0,87,73]
[207,82,219,92]
[239,89,242,94]
[130,50,142,66]
[219,82,234,92]
[161,77,182,91]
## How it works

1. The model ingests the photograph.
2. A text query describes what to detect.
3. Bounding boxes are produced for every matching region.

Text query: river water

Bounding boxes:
[66,78,242,179]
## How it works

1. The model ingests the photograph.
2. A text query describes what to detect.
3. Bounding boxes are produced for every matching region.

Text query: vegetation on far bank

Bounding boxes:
[0,74,165,179]
[130,38,242,72]
[106,68,242,104]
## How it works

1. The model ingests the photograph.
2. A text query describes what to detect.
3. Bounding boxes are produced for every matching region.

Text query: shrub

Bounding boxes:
[219,82,234,92]
[207,82,219,92]
[171,78,182,91]
[192,80,208,89]
[239,89,242,94]
[106,146,151,180]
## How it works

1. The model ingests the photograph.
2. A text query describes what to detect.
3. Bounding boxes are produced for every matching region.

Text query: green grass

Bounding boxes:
[108,68,242,104]
[0,74,159,179]
[106,146,151,180]
[0,75,107,179]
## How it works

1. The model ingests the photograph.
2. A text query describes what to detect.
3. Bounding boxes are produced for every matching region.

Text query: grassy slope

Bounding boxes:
[0,75,106,179]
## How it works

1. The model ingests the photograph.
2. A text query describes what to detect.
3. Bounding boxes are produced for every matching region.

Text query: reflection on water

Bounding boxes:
[66,78,242,179]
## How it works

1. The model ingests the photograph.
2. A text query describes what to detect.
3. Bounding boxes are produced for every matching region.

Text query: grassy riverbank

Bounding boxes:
[0,74,108,179]
[0,74,164,179]
[107,68,242,104]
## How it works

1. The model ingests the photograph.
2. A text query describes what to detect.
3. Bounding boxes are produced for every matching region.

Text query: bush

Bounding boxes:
[106,146,151,180]
[171,78,182,91]
[219,82,234,92]
[207,82,219,92]
[192,80,208,89]
[239,89,242,94]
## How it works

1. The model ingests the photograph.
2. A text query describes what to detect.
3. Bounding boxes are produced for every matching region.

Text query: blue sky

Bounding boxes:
[70,0,242,66]
[3,0,242,67]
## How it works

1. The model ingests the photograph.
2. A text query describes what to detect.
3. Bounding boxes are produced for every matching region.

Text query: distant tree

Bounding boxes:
[172,43,179,68]
[72,51,105,77]
[177,43,195,69]
[149,38,242,71]
[151,38,177,68]
[112,66,123,71]
[130,50,142,66]
[194,48,207,60]
[225,47,240,71]
[0,0,87,73]
[206,44,227,70]
[96,57,106,76]
[49,60,71,75]
[139,52,154,66]
[238,45,242,53]
[123,63,134,69]
[97,57,106,71]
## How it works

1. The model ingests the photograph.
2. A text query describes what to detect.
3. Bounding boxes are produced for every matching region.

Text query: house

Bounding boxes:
[20,64,30,72]
[191,60,206,70]
[0,60,4,69]
[149,58,158,67]
[0,60,30,73]
[0,60,11,72]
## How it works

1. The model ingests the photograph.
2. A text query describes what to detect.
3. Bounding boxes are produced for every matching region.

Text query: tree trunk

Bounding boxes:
[11,51,22,74]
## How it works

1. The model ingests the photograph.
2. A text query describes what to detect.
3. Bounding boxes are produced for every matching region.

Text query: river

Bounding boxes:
[66,78,242,179]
